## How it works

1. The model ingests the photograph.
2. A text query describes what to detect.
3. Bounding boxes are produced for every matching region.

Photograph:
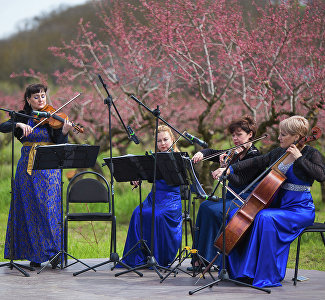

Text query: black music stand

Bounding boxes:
[111,152,189,277]
[32,144,100,274]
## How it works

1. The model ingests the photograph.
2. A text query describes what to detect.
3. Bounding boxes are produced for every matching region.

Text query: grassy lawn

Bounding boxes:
[0,141,324,272]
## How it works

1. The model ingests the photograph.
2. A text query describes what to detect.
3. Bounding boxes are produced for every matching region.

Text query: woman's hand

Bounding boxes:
[131,181,140,190]
[62,119,73,135]
[211,167,229,180]
[219,153,228,166]
[16,122,33,137]
[192,152,204,163]
[286,144,302,160]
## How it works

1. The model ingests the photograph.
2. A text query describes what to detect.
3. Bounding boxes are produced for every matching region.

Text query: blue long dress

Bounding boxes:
[4,119,62,263]
[122,179,182,267]
[193,145,260,266]
[228,161,316,287]
[194,183,249,265]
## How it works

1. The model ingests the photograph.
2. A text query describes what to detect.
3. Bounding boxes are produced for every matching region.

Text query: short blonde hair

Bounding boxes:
[156,125,180,152]
[279,116,309,139]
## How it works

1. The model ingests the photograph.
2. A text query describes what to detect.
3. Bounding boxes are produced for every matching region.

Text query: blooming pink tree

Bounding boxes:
[5,0,324,191]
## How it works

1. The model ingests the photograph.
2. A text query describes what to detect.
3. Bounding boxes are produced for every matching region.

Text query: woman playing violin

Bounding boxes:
[214,116,325,287]
[0,83,73,268]
[190,115,260,270]
[121,125,183,267]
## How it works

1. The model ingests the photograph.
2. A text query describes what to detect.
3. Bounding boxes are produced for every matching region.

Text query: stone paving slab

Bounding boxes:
[0,259,324,300]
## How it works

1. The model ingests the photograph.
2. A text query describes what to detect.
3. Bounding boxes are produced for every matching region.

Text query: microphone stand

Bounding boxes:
[115,95,192,279]
[0,108,38,276]
[73,76,142,277]
[189,163,271,295]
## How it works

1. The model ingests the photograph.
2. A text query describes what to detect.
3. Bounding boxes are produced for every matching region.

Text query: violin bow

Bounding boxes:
[200,134,268,162]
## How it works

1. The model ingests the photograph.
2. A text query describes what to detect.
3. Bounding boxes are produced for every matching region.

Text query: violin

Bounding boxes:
[220,145,247,167]
[35,104,84,133]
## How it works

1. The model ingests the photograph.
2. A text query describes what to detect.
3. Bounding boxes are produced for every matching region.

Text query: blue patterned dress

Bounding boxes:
[226,146,325,288]
[3,119,62,263]
[122,179,182,267]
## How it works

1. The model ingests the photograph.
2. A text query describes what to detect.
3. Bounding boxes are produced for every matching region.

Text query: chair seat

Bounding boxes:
[67,212,113,221]
[303,222,325,232]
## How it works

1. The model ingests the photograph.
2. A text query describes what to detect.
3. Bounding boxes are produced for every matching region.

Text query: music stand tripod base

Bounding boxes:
[160,247,217,283]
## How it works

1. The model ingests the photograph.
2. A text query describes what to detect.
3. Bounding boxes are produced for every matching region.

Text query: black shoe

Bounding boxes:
[238,277,254,285]
[30,261,41,268]
[50,255,60,269]
[187,265,202,272]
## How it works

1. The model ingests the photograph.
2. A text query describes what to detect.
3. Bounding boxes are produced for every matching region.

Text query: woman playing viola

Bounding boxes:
[0,83,73,268]
[213,116,325,287]
[190,115,260,270]
[121,125,183,267]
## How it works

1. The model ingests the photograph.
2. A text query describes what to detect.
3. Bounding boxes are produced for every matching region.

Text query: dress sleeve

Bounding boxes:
[294,148,325,182]
[227,152,272,187]
[0,114,27,139]
[0,119,15,133]
[50,126,68,144]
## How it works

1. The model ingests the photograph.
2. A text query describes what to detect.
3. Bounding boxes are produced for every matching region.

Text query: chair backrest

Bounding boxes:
[66,171,111,212]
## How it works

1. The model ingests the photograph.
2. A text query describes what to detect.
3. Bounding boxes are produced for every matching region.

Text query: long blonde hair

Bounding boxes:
[156,125,180,152]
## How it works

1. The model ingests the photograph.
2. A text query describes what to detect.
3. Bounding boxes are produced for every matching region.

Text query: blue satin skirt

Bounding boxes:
[227,166,315,287]
[122,180,182,267]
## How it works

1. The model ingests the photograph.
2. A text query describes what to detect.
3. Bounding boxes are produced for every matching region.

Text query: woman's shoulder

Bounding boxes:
[244,144,260,159]
[301,145,323,158]
[16,110,30,123]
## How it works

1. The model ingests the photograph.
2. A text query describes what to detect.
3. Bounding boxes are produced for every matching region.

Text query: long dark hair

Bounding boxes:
[23,83,47,113]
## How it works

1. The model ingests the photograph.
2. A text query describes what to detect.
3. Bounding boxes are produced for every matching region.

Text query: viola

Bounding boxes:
[220,145,247,168]
[34,104,84,133]
[214,127,322,255]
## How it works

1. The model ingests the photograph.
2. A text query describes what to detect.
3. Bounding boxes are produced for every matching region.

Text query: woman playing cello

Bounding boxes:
[213,116,325,287]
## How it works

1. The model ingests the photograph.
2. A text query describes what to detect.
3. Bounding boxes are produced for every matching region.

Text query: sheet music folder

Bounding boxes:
[104,152,189,186]
[32,144,100,170]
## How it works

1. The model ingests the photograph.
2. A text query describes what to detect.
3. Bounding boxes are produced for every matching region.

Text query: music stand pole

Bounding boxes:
[73,91,142,277]
[115,106,169,278]
[189,168,271,295]
[0,109,36,276]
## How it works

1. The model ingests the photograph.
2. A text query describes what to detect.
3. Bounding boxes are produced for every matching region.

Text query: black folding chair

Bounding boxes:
[64,171,115,267]
[293,221,325,285]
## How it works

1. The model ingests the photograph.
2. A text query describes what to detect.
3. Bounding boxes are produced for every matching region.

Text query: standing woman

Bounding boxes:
[191,115,260,269]
[0,83,73,268]
[122,125,183,267]
[213,116,325,287]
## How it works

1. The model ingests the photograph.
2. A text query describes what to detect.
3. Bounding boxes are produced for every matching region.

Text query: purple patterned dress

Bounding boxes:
[4,119,62,263]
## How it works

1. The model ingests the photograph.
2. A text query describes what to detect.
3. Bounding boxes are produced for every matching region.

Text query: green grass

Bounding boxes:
[0,141,324,272]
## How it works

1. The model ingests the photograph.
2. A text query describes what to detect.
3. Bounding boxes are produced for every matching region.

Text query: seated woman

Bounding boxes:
[213,116,325,287]
[191,115,260,269]
[121,125,183,267]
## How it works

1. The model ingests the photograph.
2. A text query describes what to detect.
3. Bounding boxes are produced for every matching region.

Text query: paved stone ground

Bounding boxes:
[0,258,324,300]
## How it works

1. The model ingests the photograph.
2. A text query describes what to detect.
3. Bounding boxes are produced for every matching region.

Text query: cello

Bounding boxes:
[214,126,322,255]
